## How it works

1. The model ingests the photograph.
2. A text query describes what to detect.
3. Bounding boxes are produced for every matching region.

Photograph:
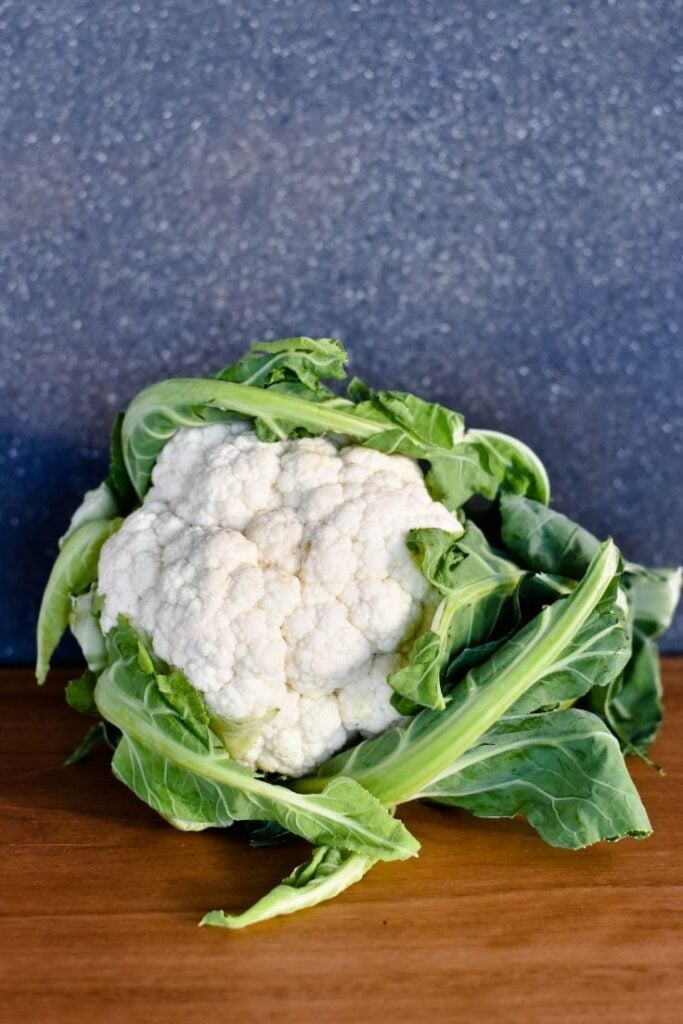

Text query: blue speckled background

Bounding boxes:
[1,0,681,661]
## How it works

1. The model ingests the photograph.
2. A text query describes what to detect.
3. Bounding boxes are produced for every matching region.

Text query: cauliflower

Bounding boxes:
[37,338,671,930]
[97,423,461,775]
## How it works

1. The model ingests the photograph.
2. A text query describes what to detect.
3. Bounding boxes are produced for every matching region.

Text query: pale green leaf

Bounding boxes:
[201,847,374,929]
[36,517,122,684]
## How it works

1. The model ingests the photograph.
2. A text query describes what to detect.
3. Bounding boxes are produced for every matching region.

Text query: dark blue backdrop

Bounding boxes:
[1,0,681,662]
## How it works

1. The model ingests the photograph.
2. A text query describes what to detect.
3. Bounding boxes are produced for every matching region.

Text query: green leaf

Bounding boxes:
[95,621,418,860]
[587,630,663,757]
[443,568,575,688]
[389,631,449,713]
[36,517,122,684]
[136,639,155,676]
[121,338,364,497]
[498,495,680,753]
[622,565,682,639]
[389,523,525,710]
[419,708,651,848]
[445,636,510,681]
[347,378,467,452]
[347,379,500,508]
[247,821,295,847]
[215,337,347,391]
[155,670,211,740]
[428,430,551,508]
[110,733,236,831]
[500,495,600,578]
[64,721,120,766]
[215,337,350,443]
[200,847,374,930]
[65,670,99,716]
[508,575,630,714]
[121,375,373,499]
[295,540,623,809]
[120,341,549,506]
[125,627,214,743]
[107,412,139,513]
[69,589,107,674]
[465,429,551,504]
[59,482,120,547]
[347,381,549,507]
[404,524,468,592]
[610,632,663,754]
[500,497,681,636]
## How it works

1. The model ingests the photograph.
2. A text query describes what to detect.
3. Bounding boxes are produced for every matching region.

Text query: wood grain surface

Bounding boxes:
[2,662,682,1024]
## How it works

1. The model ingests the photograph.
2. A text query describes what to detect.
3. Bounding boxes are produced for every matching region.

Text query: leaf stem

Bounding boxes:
[122,379,383,483]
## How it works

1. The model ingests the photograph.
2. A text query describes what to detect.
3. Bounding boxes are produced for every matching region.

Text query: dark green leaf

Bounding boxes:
[65,670,98,716]
[498,495,680,751]
[421,708,651,848]
[64,721,120,766]
[445,636,510,681]
[106,412,139,514]
[500,495,600,578]
[499,498,681,639]
[587,630,663,757]
[247,820,295,848]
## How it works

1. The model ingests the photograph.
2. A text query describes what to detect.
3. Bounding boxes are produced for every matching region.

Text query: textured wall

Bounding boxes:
[1,0,681,661]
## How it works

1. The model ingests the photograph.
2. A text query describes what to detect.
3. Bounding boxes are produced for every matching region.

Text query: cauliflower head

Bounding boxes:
[98,423,462,776]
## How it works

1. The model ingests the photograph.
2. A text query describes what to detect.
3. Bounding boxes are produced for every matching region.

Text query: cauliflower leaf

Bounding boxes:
[36,517,122,684]
[419,708,651,848]
[389,523,525,711]
[120,337,550,504]
[297,540,626,804]
[95,620,419,860]
[201,847,374,930]
[500,495,681,755]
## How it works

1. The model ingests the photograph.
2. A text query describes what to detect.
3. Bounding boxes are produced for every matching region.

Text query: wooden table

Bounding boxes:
[2,663,682,1023]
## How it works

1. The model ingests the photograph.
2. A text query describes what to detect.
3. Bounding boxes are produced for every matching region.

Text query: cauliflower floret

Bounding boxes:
[98,425,462,776]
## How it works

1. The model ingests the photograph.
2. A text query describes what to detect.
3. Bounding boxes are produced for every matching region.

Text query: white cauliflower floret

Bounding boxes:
[98,423,462,776]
